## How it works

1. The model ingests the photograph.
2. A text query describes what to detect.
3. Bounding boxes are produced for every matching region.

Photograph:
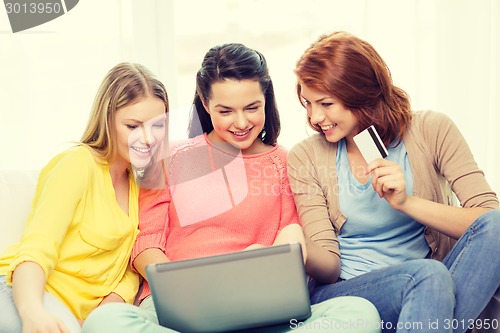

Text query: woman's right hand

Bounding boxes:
[367,158,408,210]
[20,307,69,333]
[12,262,69,333]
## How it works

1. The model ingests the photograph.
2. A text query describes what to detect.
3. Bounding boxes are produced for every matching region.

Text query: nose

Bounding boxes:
[234,112,249,129]
[139,124,156,146]
[309,104,325,125]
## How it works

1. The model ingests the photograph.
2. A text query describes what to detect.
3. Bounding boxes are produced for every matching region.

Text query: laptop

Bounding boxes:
[145,243,311,332]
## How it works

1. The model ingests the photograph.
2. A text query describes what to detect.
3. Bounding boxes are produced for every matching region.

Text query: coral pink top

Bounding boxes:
[132,134,299,302]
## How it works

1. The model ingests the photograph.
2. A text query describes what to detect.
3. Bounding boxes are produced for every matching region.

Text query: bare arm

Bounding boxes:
[303,237,341,284]
[369,158,488,239]
[133,248,170,280]
[396,196,487,239]
[13,261,69,333]
[273,224,307,263]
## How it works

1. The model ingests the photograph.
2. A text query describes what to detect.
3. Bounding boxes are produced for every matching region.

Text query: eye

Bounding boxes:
[302,99,310,106]
[126,124,138,130]
[153,121,165,128]
[321,103,333,107]
[246,106,259,112]
[219,110,232,114]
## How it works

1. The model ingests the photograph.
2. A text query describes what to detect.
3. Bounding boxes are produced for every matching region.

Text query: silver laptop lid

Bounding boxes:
[146,243,311,332]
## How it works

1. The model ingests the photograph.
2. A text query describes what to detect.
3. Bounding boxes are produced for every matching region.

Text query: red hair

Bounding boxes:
[295,31,411,146]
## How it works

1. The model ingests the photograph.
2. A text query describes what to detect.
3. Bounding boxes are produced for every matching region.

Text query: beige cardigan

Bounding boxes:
[287,111,499,261]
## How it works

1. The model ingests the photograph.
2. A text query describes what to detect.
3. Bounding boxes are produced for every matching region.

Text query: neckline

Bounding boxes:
[338,139,372,188]
[104,164,133,218]
[202,133,279,159]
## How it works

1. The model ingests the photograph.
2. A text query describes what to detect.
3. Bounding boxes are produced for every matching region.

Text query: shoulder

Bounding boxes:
[290,134,331,153]
[37,146,96,189]
[288,134,334,165]
[169,135,205,156]
[269,144,288,159]
[167,136,209,179]
[410,111,455,133]
[407,110,462,147]
[43,145,96,172]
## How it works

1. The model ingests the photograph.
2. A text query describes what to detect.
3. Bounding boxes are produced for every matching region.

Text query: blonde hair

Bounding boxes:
[80,62,169,162]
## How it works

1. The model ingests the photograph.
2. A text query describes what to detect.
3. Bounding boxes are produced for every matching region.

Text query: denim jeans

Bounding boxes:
[0,275,81,333]
[309,210,500,333]
[82,295,382,333]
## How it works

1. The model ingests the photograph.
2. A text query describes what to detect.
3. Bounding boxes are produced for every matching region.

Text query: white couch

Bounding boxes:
[0,170,498,332]
[0,170,39,254]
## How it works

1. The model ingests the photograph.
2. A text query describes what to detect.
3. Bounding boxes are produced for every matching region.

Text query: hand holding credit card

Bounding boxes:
[353,125,388,164]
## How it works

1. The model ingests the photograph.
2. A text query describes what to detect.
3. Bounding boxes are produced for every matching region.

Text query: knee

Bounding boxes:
[329,297,381,333]
[472,210,500,248]
[0,289,22,333]
[412,259,454,299]
[0,310,21,333]
[419,258,450,276]
[344,296,382,333]
[476,209,500,232]
[349,297,381,325]
[82,303,135,333]
[480,209,500,221]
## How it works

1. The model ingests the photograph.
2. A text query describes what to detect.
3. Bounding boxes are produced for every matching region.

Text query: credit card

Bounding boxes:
[353,125,388,164]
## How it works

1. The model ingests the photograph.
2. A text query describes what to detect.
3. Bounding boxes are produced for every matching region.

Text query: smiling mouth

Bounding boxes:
[320,124,336,131]
[230,129,251,137]
[131,146,152,154]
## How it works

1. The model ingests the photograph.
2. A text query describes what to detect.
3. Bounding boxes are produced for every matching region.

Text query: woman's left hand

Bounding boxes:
[367,159,408,210]
[244,244,266,251]
[98,292,124,306]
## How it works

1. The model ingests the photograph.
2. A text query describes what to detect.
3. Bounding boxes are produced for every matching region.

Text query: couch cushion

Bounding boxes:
[0,170,39,253]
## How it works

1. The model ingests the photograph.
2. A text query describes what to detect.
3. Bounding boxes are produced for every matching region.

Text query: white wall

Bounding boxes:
[1,0,499,194]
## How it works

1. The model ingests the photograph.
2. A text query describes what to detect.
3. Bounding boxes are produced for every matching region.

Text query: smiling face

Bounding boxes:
[114,95,167,169]
[300,83,360,143]
[203,79,266,154]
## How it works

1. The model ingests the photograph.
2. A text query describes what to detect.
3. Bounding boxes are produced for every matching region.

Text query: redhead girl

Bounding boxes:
[288,31,500,333]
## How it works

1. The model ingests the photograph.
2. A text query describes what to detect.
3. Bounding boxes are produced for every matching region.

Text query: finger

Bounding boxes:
[366,160,381,174]
[378,175,403,190]
[382,180,399,193]
[366,158,395,173]
[371,170,385,197]
[372,176,385,198]
[374,175,402,197]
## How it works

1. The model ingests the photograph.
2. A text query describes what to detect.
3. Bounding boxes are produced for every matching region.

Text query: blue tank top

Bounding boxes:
[336,139,429,280]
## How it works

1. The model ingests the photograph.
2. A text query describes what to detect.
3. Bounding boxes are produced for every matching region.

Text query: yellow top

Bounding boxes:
[0,146,140,319]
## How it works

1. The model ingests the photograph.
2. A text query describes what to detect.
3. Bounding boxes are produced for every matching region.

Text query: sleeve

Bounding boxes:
[7,149,89,282]
[424,112,499,209]
[287,141,340,257]
[112,264,141,304]
[131,187,171,265]
[278,153,300,231]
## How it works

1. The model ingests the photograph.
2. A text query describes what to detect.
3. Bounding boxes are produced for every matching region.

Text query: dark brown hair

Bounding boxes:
[189,43,280,145]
